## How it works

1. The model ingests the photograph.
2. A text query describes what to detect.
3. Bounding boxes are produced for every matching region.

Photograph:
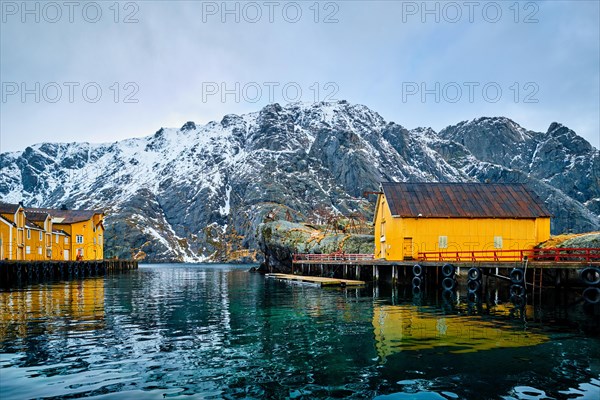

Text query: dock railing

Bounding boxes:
[293,253,375,262]
[417,248,600,263]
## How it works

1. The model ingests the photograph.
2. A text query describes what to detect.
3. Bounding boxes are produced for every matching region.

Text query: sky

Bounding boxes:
[1,0,599,152]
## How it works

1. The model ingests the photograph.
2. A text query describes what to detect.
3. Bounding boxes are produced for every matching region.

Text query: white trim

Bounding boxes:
[0,217,13,260]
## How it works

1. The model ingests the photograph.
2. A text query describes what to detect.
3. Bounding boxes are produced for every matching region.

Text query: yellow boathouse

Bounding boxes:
[374,182,552,261]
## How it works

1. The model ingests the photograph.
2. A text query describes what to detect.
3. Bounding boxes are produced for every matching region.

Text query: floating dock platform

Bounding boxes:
[266,273,365,287]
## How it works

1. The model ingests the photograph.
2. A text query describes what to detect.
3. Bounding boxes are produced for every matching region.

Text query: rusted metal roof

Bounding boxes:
[0,203,21,215]
[24,210,50,222]
[381,182,552,219]
[27,208,102,224]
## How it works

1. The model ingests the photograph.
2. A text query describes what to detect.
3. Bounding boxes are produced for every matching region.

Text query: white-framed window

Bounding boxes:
[39,231,43,241]
[55,234,59,243]
[76,235,84,244]
[64,237,69,244]
[25,246,31,254]
[27,229,31,239]
[38,247,42,255]
[494,236,503,249]
[438,236,448,249]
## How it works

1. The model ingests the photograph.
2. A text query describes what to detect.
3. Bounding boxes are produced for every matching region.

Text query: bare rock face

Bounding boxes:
[258,220,374,273]
[1,102,598,262]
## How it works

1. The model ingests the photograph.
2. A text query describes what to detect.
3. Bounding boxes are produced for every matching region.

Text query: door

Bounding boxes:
[64,250,69,261]
[403,237,413,260]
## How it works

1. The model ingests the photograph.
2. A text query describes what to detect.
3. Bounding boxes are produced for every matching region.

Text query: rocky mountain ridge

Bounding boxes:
[1,101,598,261]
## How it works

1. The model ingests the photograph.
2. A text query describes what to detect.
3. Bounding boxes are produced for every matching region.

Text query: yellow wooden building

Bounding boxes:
[0,202,104,261]
[374,183,552,261]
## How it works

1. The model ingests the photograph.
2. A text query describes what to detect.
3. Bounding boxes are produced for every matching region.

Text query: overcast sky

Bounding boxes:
[1,0,599,152]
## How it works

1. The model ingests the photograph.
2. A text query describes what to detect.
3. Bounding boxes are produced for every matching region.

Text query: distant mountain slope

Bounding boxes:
[1,101,598,261]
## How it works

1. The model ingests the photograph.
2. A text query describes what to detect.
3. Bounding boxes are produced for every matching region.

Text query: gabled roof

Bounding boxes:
[25,219,43,230]
[0,202,22,215]
[381,182,552,219]
[25,208,102,224]
[0,214,15,227]
[25,210,50,222]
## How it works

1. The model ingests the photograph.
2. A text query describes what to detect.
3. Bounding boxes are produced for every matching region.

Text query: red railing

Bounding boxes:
[418,248,600,263]
[293,253,375,262]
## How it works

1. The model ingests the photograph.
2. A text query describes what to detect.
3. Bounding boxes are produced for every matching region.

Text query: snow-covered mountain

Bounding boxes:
[1,101,598,261]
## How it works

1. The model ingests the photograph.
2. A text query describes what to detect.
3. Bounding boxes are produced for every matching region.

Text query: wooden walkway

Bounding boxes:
[265,273,365,287]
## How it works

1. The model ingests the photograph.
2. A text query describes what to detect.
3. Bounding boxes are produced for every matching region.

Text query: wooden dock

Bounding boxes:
[289,249,600,304]
[0,259,138,288]
[266,273,365,287]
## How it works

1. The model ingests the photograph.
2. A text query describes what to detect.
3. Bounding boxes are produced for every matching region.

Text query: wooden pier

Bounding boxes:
[0,259,138,288]
[291,248,600,304]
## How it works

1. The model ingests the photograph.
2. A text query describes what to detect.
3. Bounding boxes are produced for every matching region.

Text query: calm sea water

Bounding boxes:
[0,264,599,399]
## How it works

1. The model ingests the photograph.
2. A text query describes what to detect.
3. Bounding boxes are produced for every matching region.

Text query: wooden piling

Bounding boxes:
[0,259,138,288]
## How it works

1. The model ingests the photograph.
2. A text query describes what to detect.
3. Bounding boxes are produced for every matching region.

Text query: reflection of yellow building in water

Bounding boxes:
[373,305,548,360]
[0,278,105,339]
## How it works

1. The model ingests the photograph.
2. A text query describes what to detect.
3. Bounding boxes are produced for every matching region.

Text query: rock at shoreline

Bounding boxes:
[257,220,374,273]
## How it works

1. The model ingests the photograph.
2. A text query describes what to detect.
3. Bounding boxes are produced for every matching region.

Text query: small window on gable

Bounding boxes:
[438,236,448,249]
[39,231,43,241]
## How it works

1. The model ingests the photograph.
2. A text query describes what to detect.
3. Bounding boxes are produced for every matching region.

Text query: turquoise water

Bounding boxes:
[0,264,598,399]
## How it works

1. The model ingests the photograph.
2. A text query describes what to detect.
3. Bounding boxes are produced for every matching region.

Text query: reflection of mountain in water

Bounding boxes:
[0,278,105,345]
[373,304,548,360]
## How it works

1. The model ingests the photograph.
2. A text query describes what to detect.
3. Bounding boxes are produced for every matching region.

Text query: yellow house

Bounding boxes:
[25,211,53,260]
[31,208,105,261]
[374,183,552,261]
[0,203,26,260]
[0,202,104,261]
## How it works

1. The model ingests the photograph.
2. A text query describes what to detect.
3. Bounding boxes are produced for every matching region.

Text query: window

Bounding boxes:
[55,234,59,243]
[76,235,84,244]
[64,237,69,244]
[39,231,43,241]
[38,247,42,255]
[494,236,503,249]
[438,236,448,249]
[26,246,31,254]
[93,237,96,245]
[27,229,31,239]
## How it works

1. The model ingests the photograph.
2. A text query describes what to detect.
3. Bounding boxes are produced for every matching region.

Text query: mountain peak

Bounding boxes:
[1,101,597,261]
[180,121,197,131]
